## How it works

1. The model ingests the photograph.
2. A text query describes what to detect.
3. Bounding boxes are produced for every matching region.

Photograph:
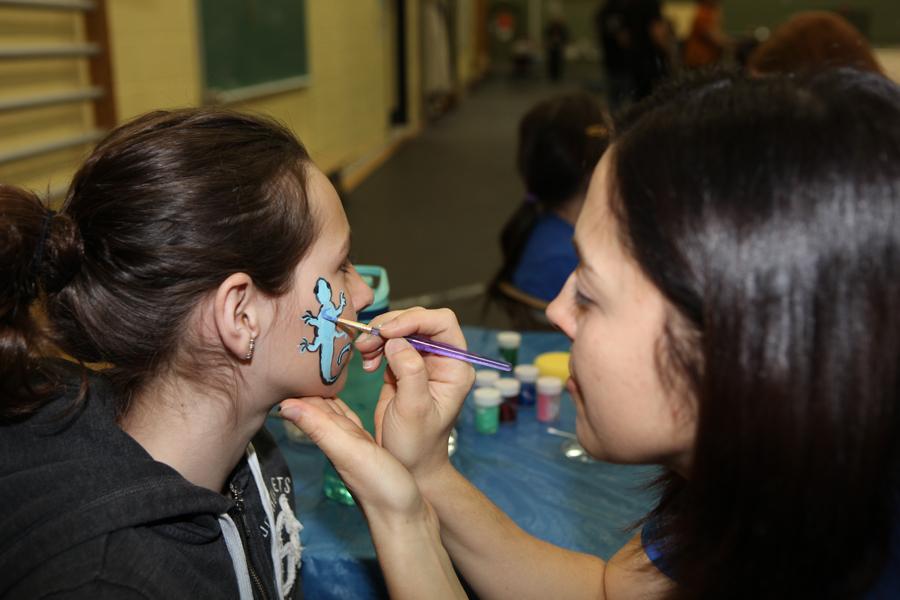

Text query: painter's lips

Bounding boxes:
[566,361,580,400]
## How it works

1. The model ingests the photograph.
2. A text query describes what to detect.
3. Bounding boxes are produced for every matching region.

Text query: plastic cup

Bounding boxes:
[473,387,502,434]
[494,377,521,422]
[536,376,563,423]
[497,331,522,366]
[535,352,570,381]
[513,364,539,406]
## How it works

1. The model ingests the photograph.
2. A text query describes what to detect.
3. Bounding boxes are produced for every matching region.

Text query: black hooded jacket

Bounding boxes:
[0,362,302,599]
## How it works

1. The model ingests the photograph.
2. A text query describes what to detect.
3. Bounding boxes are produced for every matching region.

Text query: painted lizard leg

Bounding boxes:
[336,342,352,366]
[299,336,322,353]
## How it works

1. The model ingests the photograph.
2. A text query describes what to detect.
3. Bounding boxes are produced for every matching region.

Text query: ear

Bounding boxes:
[213,273,260,361]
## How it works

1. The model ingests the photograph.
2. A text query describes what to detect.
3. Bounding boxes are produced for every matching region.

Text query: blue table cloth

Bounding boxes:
[271,327,660,599]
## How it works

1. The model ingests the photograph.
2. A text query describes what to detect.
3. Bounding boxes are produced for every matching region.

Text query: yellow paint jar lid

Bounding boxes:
[534,352,570,381]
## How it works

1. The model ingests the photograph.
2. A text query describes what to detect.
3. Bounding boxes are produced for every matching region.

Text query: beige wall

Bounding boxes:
[106,0,201,117]
[0,8,94,200]
[106,0,423,174]
[1,1,424,200]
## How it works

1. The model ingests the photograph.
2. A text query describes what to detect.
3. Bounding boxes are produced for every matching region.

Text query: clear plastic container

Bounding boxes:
[322,265,388,506]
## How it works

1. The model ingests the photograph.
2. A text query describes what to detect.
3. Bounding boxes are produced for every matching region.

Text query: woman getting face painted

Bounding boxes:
[0,109,375,599]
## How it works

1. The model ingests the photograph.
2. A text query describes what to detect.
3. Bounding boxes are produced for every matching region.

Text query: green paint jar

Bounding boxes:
[497,331,521,367]
[474,387,502,434]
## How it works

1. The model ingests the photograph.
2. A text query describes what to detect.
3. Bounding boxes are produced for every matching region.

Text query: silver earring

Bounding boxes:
[244,337,256,361]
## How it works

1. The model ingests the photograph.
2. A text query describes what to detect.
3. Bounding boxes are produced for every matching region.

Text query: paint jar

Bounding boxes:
[536,376,563,423]
[514,364,539,406]
[473,387,502,434]
[474,369,500,389]
[494,377,520,423]
[496,331,522,367]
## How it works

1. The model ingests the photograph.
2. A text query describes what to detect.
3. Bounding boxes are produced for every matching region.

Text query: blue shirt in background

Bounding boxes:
[511,214,577,303]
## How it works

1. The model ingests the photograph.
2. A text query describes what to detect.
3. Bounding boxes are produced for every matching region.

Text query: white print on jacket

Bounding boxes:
[246,446,304,600]
[275,493,303,596]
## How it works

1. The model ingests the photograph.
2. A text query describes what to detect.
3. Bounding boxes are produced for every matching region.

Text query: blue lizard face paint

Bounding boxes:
[299,277,352,385]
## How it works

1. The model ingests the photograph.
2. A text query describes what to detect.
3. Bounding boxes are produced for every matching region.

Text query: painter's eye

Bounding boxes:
[574,289,593,308]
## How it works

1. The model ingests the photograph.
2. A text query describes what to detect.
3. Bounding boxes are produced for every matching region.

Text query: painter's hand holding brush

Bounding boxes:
[353,307,475,482]
[280,307,473,600]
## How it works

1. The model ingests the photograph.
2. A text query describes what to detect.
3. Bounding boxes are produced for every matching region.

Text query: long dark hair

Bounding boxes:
[490,92,609,290]
[611,70,900,597]
[0,109,317,420]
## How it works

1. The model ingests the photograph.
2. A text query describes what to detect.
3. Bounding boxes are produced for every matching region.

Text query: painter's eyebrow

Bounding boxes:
[573,238,583,263]
[573,237,596,275]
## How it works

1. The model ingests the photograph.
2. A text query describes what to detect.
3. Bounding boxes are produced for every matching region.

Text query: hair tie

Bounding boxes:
[524,192,540,205]
[585,124,609,138]
[29,209,56,281]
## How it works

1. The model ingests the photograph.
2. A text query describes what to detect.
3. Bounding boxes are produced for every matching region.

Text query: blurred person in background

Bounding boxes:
[747,10,883,76]
[627,0,672,102]
[596,0,635,110]
[682,0,729,69]
[545,1,571,82]
[490,92,610,307]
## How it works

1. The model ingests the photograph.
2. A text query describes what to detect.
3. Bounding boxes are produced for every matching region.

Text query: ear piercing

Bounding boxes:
[245,337,256,361]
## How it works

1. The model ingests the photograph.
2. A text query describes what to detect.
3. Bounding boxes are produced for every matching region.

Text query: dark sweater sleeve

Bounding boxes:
[44,580,150,599]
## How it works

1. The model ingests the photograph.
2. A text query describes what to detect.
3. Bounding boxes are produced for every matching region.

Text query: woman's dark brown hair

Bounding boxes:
[0,109,317,420]
[612,70,900,597]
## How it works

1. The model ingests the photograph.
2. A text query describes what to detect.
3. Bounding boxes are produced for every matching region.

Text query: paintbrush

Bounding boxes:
[326,316,512,372]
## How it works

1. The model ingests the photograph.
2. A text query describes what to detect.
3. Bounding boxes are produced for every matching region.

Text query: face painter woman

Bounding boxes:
[0,109,378,598]
[282,69,900,599]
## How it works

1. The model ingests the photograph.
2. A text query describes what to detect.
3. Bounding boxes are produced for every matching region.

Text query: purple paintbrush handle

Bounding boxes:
[404,334,512,372]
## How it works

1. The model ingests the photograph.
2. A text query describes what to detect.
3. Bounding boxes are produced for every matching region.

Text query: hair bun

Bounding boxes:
[40,211,83,295]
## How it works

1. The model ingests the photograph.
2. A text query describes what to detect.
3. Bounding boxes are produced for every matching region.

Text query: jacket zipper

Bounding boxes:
[229,482,270,600]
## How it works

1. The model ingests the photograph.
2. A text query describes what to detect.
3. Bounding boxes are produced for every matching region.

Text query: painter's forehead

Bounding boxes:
[576,157,613,247]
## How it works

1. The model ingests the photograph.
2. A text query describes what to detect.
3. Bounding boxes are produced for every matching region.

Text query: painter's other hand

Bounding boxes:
[365,308,474,484]
[279,397,426,519]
